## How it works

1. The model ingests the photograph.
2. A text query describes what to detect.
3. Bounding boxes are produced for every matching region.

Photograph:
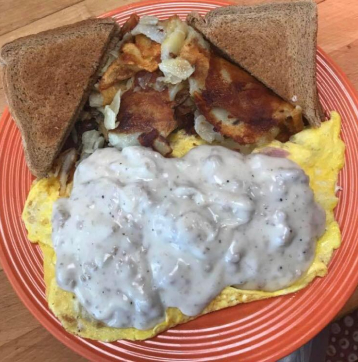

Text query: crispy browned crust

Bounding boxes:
[193,54,303,145]
[113,86,177,137]
[99,34,161,91]
[0,18,120,177]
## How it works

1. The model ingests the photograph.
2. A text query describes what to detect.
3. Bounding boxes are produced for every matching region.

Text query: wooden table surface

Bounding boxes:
[1,0,358,361]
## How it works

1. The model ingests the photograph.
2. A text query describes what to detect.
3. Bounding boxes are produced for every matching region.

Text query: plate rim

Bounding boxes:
[1,1,358,361]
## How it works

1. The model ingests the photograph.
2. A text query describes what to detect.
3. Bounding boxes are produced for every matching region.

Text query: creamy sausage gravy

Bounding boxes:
[52,145,325,329]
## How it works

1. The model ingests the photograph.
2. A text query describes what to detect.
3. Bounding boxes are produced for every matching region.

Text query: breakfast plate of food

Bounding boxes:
[0,0,358,361]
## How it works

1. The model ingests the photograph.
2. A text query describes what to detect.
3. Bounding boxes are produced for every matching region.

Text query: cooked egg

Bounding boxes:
[22,111,344,341]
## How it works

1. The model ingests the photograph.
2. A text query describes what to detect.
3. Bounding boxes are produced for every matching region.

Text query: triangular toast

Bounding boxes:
[0,18,119,177]
[187,0,324,127]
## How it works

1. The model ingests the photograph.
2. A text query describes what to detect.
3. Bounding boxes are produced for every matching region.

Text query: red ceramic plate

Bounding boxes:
[1,1,358,361]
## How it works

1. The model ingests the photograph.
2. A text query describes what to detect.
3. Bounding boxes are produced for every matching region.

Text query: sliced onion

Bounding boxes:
[158,58,194,84]
[89,92,104,108]
[108,132,141,150]
[103,89,121,130]
[194,113,224,143]
[131,16,165,44]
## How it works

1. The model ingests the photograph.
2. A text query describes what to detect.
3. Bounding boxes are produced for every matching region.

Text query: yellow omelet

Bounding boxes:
[22,111,345,341]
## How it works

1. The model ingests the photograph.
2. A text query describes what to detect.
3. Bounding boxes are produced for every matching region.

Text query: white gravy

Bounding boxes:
[52,146,325,330]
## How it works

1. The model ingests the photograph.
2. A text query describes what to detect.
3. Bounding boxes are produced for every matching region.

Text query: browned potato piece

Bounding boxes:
[194,54,304,145]
[99,35,161,90]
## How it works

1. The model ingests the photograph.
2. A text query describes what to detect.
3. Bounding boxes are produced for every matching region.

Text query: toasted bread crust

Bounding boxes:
[1,18,119,177]
[187,0,324,127]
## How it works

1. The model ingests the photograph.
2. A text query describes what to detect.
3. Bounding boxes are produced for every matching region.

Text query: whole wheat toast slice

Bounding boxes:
[0,18,119,177]
[187,0,324,127]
